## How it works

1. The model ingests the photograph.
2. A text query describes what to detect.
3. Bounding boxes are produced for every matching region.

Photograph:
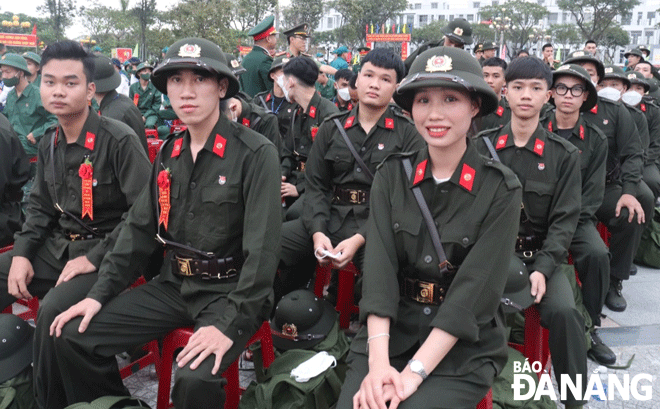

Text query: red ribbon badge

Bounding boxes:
[213,134,227,158]
[157,169,171,230]
[311,126,318,140]
[385,118,394,129]
[345,116,355,129]
[496,134,508,150]
[496,106,505,117]
[641,103,647,112]
[84,132,95,151]
[547,121,553,132]
[242,118,251,127]
[171,138,183,158]
[459,163,476,192]
[533,138,545,156]
[78,159,94,220]
[133,93,139,106]
[309,106,316,118]
[413,159,427,185]
[579,125,585,140]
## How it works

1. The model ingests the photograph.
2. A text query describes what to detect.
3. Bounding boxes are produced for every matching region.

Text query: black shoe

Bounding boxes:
[630,264,637,276]
[605,278,627,312]
[587,330,616,365]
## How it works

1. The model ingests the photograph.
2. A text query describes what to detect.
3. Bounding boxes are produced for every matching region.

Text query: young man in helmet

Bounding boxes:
[44,38,281,409]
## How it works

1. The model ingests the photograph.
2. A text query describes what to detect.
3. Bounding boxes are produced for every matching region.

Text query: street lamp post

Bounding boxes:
[490,10,510,59]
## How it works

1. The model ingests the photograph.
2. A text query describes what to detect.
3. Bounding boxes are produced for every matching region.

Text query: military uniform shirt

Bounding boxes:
[13,110,150,269]
[480,97,510,131]
[354,140,522,375]
[236,96,282,159]
[253,91,297,143]
[583,98,644,195]
[303,105,425,238]
[479,124,581,278]
[240,45,273,98]
[543,113,608,223]
[129,81,162,120]
[330,57,349,71]
[0,114,30,246]
[332,97,354,112]
[281,92,339,189]
[638,101,660,167]
[99,90,148,155]
[625,104,650,164]
[86,116,281,342]
[4,83,57,156]
[315,79,336,100]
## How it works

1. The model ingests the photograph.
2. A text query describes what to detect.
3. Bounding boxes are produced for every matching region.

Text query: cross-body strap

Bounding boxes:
[482,135,501,162]
[402,157,452,275]
[333,118,374,181]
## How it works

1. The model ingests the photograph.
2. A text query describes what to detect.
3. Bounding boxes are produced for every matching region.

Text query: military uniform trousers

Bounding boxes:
[47,277,253,409]
[642,164,660,199]
[336,349,495,409]
[595,181,654,280]
[569,220,611,327]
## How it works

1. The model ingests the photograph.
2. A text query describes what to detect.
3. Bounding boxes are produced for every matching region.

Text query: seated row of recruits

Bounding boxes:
[0,37,640,409]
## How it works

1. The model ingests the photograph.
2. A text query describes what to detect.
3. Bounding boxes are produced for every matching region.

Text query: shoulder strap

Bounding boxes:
[482,136,501,162]
[258,95,270,112]
[333,118,374,181]
[402,158,452,275]
[49,129,102,237]
[249,116,262,131]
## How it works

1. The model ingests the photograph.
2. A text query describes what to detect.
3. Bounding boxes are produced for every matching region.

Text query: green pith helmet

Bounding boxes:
[0,315,34,384]
[92,55,121,93]
[442,18,473,46]
[627,71,651,93]
[0,53,30,75]
[602,65,631,89]
[501,257,534,314]
[562,50,605,82]
[270,290,337,351]
[638,45,651,57]
[394,46,498,115]
[22,51,41,65]
[647,78,660,101]
[152,38,239,98]
[224,52,246,77]
[481,41,497,51]
[135,63,154,76]
[552,64,598,112]
[624,48,644,60]
[333,46,349,55]
[268,55,291,80]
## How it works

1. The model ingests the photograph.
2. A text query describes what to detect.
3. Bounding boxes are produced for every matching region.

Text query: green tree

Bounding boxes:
[547,23,583,49]
[331,0,407,44]
[480,0,549,59]
[411,20,445,46]
[557,0,640,44]
[471,22,497,46]
[230,0,277,32]
[281,0,324,34]
[38,0,78,41]
[81,3,137,50]
[600,26,630,63]
[132,0,157,61]
[166,0,237,53]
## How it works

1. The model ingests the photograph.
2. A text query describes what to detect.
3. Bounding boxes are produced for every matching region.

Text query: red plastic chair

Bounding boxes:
[476,389,493,409]
[313,262,360,329]
[0,244,40,321]
[508,306,551,379]
[145,129,159,139]
[156,320,275,409]
[147,138,164,164]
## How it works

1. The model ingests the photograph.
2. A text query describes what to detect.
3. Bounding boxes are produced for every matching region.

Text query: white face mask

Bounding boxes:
[337,87,350,102]
[621,90,643,107]
[290,351,337,383]
[276,75,292,102]
[597,86,621,102]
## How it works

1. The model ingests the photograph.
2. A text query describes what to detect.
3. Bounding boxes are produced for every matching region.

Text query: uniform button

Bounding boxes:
[423,307,432,315]
[237,329,243,335]
[356,167,362,173]
[187,212,194,220]
[462,237,469,245]
[70,194,76,200]
[486,160,493,165]
[68,169,73,176]
[360,146,366,152]
[515,150,521,156]
[300,145,305,149]
[190,182,196,189]
[335,156,340,160]
[393,222,400,229]
[424,255,433,263]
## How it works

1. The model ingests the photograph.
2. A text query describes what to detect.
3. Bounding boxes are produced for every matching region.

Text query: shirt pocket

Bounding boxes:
[200,185,240,238]
[523,179,555,221]
[93,171,124,208]
[324,144,354,175]
[393,216,422,264]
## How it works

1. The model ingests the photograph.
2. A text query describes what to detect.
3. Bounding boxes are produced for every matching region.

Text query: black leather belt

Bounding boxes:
[332,187,370,205]
[171,254,243,280]
[515,235,543,254]
[401,277,453,305]
[65,232,105,241]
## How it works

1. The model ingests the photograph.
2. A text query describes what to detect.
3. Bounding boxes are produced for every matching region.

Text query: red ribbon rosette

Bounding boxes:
[157,169,172,230]
[79,159,94,220]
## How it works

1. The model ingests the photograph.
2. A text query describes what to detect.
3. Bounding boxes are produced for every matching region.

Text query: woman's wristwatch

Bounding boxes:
[407,359,428,380]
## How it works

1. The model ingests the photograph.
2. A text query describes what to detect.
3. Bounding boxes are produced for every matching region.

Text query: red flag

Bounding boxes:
[32,24,37,35]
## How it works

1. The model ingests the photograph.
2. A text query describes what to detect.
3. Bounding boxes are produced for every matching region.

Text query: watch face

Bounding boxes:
[410,360,423,372]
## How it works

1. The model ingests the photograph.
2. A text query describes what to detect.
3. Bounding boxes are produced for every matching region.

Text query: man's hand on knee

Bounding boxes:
[50,298,102,337]
[176,325,234,375]
[7,256,34,300]
[615,193,645,224]
[57,256,97,286]
[529,271,547,304]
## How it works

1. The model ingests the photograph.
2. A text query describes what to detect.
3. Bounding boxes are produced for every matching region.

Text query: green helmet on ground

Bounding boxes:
[394,46,498,115]
[501,257,534,314]
[0,314,34,384]
[152,37,239,99]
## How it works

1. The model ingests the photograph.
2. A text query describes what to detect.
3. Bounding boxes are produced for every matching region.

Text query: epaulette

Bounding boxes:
[544,128,578,154]
[229,120,269,152]
[474,127,501,139]
[320,110,350,125]
[388,104,413,123]
[376,151,416,171]
[482,157,522,191]
[582,120,607,141]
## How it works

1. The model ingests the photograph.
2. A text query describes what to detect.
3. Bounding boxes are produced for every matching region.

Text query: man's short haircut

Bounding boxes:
[542,43,553,51]
[505,57,552,89]
[482,57,507,71]
[41,40,94,83]
[585,40,596,46]
[360,48,405,82]
[636,60,653,69]
[334,68,354,83]
[282,56,318,87]
[349,74,357,90]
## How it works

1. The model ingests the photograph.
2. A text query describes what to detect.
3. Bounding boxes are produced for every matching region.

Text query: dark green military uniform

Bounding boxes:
[337,140,521,408]
[480,96,510,131]
[0,109,150,310]
[583,98,654,284]
[235,93,282,159]
[479,123,587,406]
[241,45,273,97]
[254,90,297,142]
[0,114,29,247]
[279,105,425,296]
[639,100,660,197]
[332,97,354,112]
[403,18,473,74]
[281,92,339,198]
[42,38,281,409]
[98,90,148,155]
[4,82,57,157]
[128,78,162,129]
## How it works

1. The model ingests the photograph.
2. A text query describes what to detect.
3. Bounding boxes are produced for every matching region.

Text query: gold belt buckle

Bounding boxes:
[177,257,193,276]
[349,189,359,204]
[414,281,434,304]
[68,233,81,241]
[299,161,306,172]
